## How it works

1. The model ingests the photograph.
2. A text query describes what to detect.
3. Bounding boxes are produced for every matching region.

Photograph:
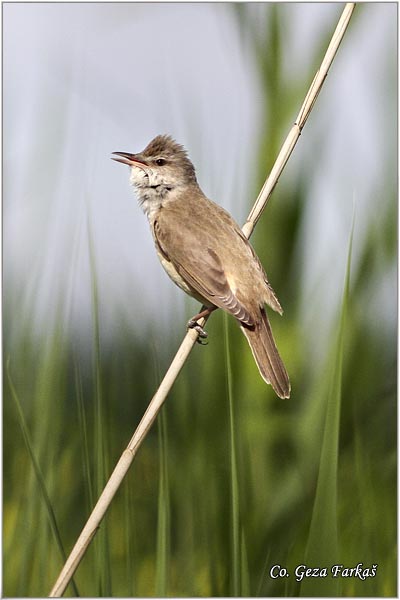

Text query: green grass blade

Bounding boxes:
[74,360,94,513]
[123,475,136,596]
[240,529,251,596]
[156,408,170,596]
[87,222,112,596]
[256,548,271,597]
[300,225,353,597]
[6,358,80,597]
[224,313,241,595]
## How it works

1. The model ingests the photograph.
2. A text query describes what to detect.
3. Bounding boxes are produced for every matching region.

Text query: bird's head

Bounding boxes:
[112,135,197,198]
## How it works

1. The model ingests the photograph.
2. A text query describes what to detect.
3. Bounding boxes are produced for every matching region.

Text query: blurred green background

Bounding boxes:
[4,3,396,597]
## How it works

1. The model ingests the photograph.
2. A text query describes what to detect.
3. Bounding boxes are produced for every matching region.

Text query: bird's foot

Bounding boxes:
[187,305,217,344]
[187,319,208,344]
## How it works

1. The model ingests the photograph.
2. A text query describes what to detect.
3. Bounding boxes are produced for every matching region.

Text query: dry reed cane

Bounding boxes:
[49,4,355,596]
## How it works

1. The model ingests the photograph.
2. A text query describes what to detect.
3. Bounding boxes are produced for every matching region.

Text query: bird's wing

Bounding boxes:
[235,227,283,315]
[153,217,255,326]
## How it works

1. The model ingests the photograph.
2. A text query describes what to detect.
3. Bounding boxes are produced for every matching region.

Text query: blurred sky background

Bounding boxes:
[4,2,397,351]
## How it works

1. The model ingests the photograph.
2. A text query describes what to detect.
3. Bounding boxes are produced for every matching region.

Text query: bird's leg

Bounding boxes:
[187,305,217,343]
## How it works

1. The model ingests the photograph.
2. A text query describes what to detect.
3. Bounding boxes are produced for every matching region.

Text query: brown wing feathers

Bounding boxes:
[175,249,255,326]
[155,218,254,325]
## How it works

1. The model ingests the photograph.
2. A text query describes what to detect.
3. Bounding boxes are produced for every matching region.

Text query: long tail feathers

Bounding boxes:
[240,308,290,399]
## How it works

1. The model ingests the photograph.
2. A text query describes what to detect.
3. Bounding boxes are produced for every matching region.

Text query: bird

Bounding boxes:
[112,135,290,398]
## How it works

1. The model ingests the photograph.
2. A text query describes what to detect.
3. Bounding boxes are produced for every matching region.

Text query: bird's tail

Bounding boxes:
[240,308,290,399]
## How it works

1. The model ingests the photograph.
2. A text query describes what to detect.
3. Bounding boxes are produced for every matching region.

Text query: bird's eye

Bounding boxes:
[155,158,166,166]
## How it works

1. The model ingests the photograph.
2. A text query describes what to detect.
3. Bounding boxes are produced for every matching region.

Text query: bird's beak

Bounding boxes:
[111,152,148,168]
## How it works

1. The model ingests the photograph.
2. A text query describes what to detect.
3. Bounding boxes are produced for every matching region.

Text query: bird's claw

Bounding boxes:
[187,319,209,344]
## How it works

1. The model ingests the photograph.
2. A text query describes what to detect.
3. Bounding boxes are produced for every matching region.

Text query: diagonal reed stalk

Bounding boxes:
[49,4,355,596]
